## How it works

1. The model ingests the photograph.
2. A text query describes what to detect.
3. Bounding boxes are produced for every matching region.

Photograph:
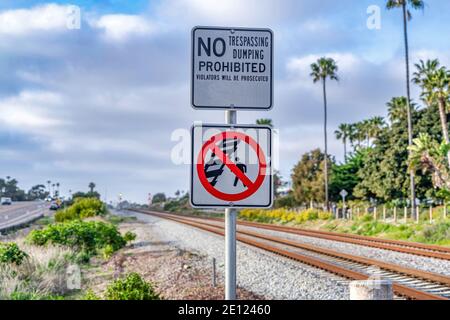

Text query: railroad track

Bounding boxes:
[140,210,450,261]
[132,209,450,300]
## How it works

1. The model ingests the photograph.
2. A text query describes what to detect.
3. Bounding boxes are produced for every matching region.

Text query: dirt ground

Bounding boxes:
[85,219,263,300]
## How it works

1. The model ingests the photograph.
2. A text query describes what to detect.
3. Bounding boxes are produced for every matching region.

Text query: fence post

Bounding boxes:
[383,206,386,221]
[374,207,377,220]
[365,207,368,215]
[445,205,448,219]
[357,207,360,218]
[404,206,407,223]
[212,257,217,287]
[429,206,433,223]
[416,207,420,224]
[394,207,397,222]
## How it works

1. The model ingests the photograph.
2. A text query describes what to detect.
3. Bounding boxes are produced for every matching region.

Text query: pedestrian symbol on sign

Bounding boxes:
[191,125,272,208]
[203,137,248,188]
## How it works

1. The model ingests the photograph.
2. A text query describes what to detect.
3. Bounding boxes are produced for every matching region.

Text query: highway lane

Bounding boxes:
[0,201,50,231]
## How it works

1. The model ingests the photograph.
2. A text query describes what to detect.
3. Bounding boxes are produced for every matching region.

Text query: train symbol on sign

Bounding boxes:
[204,138,247,188]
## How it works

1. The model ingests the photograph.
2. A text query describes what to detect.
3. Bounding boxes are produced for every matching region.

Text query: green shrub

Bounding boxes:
[9,292,65,300]
[27,220,131,259]
[55,198,107,222]
[0,243,28,265]
[123,231,137,242]
[318,210,332,220]
[104,273,160,300]
[82,289,100,300]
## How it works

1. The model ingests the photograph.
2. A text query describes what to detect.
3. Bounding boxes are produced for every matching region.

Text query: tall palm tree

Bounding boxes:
[413,59,450,167]
[310,57,339,211]
[335,123,352,162]
[256,118,273,128]
[386,0,424,219]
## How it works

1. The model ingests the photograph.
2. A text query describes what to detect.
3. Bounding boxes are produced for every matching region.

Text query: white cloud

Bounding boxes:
[92,14,156,41]
[0,90,63,132]
[0,4,71,36]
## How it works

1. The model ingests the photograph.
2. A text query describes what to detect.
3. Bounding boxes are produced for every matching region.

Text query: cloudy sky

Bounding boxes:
[0,0,449,203]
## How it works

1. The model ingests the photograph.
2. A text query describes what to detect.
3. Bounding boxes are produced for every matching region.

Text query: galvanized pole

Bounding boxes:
[225,110,237,300]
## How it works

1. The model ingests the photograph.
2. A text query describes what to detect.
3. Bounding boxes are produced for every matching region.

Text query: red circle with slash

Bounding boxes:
[197,131,267,202]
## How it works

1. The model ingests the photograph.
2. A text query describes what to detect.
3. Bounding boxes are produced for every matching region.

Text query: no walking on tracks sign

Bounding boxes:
[191,26,273,110]
[191,124,272,208]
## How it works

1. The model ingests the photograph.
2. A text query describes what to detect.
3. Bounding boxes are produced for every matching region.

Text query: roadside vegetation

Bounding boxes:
[83,273,160,300]
[239,208,332,224]
[326,216,450,246]
[0,196,141,300]
[54,197,107,222]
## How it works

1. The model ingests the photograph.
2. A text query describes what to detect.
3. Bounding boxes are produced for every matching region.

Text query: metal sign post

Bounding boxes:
[225,110,237,300]
[190,26,274,301]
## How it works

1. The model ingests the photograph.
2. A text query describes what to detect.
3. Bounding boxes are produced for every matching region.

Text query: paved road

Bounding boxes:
[0,201,49,231]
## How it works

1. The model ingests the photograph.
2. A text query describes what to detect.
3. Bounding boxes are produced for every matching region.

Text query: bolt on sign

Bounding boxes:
[191,124,273,208]
[191,26,273,110]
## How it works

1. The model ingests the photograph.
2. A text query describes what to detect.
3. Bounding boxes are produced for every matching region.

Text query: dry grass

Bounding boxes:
[0,243,75,300]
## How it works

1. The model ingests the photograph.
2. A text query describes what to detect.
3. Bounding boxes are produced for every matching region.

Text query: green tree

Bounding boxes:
[256,118,273,128]
[27,185,48,200]
[354,107,435,202]
[329,151,366,201]
[152,193,166,204]
[291,149,334,206]
[409,133,450,192]
[413,59,450,167]
[387,97,417,124]
[1,177,26,201]
[386,0,425,218]
[88,182,96,193]
[335,123,353,161]
[310,57,339,210]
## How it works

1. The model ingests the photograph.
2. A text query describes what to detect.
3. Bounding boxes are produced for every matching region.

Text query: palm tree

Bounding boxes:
[89,182,96,193]
[256,118,273,128]
[368,116,386,144]
[409,133,450,190]
[335,123,352,161]
[413,59,450,167]
[386,0,424,219]
[387,97,413,123]
[310,57,339,211]
[56,182,60,197]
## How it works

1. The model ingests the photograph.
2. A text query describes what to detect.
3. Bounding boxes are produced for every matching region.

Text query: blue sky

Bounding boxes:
[0,0,449,203]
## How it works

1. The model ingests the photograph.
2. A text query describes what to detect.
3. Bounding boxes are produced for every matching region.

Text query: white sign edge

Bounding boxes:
[189,123,274,209]
[190,26,274,111]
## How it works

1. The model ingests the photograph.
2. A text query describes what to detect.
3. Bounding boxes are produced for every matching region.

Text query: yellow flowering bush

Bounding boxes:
[239,208,332,224]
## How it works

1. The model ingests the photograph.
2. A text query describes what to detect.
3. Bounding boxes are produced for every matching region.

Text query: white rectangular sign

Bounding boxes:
[191,26,273,110]
[190,124,273,208]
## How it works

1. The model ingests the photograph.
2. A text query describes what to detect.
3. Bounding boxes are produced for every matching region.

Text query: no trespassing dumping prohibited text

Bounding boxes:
[196,34,270,83]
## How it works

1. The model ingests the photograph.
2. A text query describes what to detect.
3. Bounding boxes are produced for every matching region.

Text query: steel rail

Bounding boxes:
[138,210,450,259]
[135,210,448,300]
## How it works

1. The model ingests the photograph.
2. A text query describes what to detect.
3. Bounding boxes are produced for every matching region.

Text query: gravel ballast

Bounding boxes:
[119,210,350,300]
[233,223,450,277]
